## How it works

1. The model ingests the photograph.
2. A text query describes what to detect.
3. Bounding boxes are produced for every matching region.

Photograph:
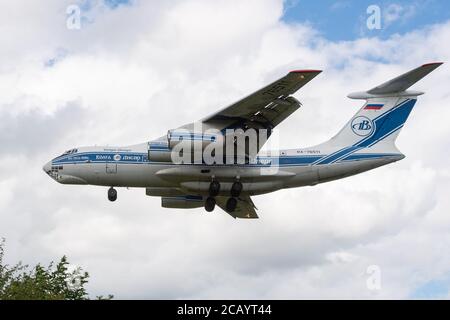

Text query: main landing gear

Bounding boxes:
[225,197,237,212]
[209,180,220,196]
[230,181,243,198]
[205,180,219,212]
[108,187,117,202]
[204,180,243,213]
[205,197,216,212]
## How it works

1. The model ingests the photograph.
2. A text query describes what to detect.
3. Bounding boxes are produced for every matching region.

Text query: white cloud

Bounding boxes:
[383,3,417,28]
[1,0,450,299]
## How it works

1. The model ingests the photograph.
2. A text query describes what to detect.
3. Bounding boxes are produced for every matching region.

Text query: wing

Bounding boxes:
[162,69,321,156]
[203,70,322,132]
[367,62,443,95]
[215,195,259,219]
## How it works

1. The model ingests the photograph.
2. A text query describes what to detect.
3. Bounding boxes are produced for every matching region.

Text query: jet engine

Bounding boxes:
[167,129,224,149]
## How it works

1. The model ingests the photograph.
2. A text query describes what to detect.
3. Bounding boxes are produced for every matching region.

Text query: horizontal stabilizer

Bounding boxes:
[367,62,443,95]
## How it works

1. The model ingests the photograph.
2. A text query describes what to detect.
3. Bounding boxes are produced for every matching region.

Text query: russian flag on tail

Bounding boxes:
[364,104,384,110]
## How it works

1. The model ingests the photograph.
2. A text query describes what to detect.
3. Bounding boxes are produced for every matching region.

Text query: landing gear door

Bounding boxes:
[106,162,117,174]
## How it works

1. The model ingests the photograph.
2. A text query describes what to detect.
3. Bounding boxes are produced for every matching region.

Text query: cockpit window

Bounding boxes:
[62,148,78,155]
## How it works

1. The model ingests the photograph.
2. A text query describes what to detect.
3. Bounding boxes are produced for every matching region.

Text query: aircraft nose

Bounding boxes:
[43,161,51,173]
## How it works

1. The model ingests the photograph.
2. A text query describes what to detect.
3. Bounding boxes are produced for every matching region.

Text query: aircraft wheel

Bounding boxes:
[108,187,117,202]
[205,197,216,212]
[226,197,237,213]
[209,180,220,197]
[230,181,243,197]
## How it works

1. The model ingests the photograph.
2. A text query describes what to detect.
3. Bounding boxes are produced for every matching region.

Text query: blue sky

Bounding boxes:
[282,0,450,41]
[411,276,450,299]
[97,0,450,41]
[103,0,131,9]
[80,0,131,11]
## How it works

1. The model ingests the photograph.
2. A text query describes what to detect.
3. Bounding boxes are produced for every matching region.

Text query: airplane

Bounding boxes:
[43,62,442,219]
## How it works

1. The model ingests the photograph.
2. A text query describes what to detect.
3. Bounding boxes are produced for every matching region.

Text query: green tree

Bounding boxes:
[0,238,112,300]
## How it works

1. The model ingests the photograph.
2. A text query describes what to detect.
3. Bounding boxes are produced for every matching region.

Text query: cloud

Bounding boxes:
[330,1,351,11]
[0,0,450,299]
[0,101,86,156]
[383,3,417,28]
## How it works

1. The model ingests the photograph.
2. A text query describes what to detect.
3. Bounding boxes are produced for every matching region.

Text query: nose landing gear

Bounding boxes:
[108,187,117,202]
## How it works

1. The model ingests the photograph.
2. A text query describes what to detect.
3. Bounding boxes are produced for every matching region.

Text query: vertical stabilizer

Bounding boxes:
[328,63,442,149]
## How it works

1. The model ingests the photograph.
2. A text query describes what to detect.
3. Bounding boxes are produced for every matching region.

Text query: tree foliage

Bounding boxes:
[0,238,112,300]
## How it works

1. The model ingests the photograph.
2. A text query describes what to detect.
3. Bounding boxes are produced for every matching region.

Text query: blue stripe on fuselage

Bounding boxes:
[314,146,361,165]
[53,152,146,164]
[340,153,399,161]
[52,151,398,167]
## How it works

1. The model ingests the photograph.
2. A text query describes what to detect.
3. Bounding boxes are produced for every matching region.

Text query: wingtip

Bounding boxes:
[422,62,444,67]
[289,69,322,74]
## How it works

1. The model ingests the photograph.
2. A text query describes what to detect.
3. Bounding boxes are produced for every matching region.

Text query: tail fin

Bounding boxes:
[329,63,442,149]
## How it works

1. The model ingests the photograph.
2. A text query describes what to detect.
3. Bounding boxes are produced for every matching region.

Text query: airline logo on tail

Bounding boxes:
[351,116,374,136]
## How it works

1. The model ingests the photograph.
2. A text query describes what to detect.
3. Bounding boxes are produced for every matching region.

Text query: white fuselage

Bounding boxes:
[43,141,403,197]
